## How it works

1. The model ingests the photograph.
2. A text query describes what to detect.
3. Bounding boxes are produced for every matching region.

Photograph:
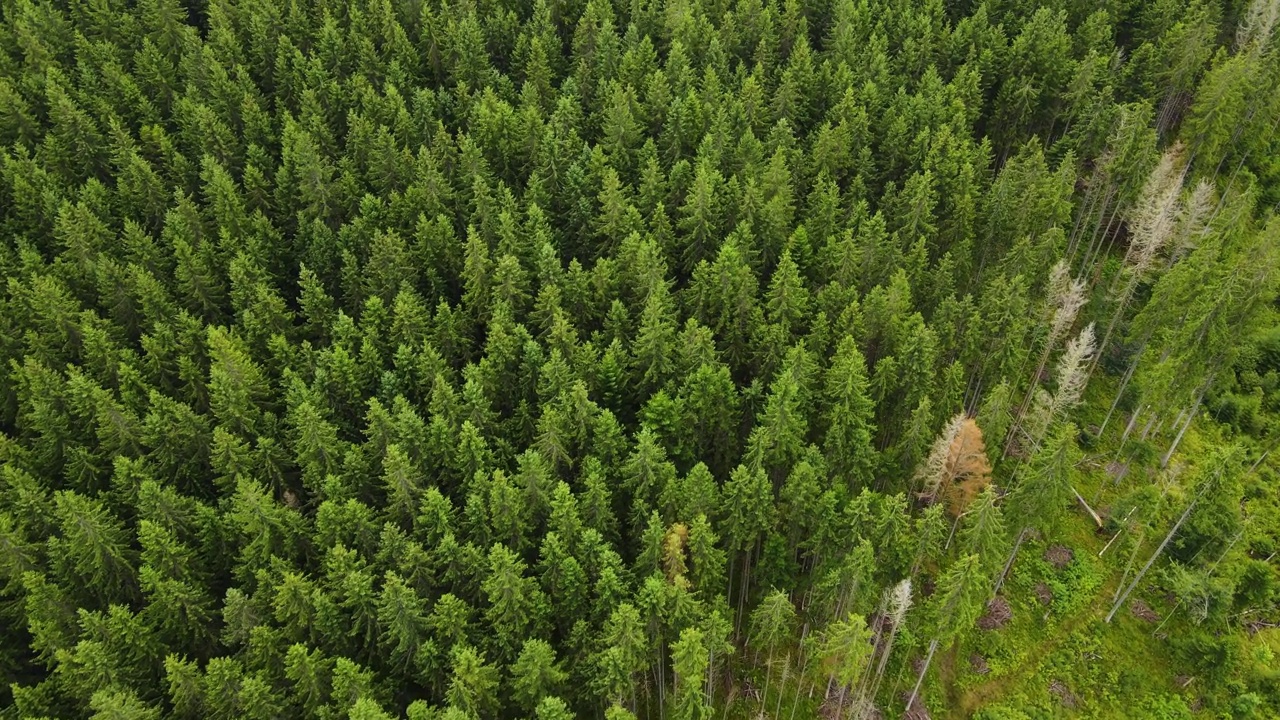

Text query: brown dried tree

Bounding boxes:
[917,415,993,516]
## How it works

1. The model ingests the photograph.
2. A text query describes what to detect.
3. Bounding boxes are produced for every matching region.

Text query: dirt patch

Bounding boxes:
[1034,582,1053,606]
[978,596,1012,630]
[1131,599,1160,623]
[1049,679,1078,708]
[837,700,882,720]
[1045,544,1074,570]
[970,654,990,675]
[1106,460,1129,482]
[902,692,931,720]
[919,576,936,598]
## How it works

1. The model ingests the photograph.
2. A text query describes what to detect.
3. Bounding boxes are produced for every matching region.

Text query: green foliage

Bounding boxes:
[0,0,1276,717]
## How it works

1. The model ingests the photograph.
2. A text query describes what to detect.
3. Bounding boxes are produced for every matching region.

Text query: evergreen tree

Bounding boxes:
[0,1,1275,716]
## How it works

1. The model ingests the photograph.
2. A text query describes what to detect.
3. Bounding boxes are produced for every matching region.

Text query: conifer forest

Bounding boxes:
[5,0,1280,716]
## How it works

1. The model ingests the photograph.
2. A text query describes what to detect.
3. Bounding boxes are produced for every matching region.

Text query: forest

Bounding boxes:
[0,0,1279,717]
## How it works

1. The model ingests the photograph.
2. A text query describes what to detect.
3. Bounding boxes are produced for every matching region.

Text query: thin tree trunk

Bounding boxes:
[1092,283,1136,380]
[1084,185,1117,264]
[1099,508,1138,557]
[1119,405,1143,448]
[943,513,963,552]
[993,527,1028,595]
[1074,486,1104,527]
[656,635,670,720]
[727,550,735,626]
[1161,386,1207,467]
[1069,171,1107,258]
[851,613,885,718]
[906,639,940,713]
[1099,354,1139,436]
[1088,208,1124,274]
[1105,494,1201,622]
[762,642,776,716]
[707,643,716,703]
[1008,341,1056,455]
[789,623,811,720]
[1160,408,1193,468]
[863,621,900,720]
[775,654,790,718]
[965,375,985,416]
[1250,447,1274,473]
[1112,522,1148,604]
[1138,411,1158,442]
[1083,195,1120,271]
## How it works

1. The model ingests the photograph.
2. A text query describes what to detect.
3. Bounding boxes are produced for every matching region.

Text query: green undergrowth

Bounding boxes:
[941,377,1236,716]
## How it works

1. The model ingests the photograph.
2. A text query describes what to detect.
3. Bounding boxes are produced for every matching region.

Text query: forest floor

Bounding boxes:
[941,395,1197,717]
[950,573,1121,715]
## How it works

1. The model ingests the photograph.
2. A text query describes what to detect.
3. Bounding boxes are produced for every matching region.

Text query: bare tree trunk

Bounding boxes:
[1160,409,1193,468]
[1250,447,1274,473]
[1074,486,1104,527]
[706,643,716,703]
[1092,278,1138,380]
[1098,508,1138,557]
[761,652,773,716]
[863,621,901,720]
[1009,341,1056,454]
[1099,355,1139,436]
[1138,411,1159,442]
[1105,495,1200,622]
[1088,209,1125,273]
[1161,387,1206,468]
[993,527,1028,595]
[1084,185,1118,266]
[657,645,666,718]
[789,624,811,720]
[775,654,790,718]
[906,639,940,713]
[1083,197,1121,271]
[1069,168,1109,259]
[1119,405,1143,448]
[942,513,962,553]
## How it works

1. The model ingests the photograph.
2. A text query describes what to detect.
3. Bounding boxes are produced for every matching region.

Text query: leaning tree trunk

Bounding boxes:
[1161,378,1212,467]
[1106,494,1201,622]
[993,527,1029,595]
[905,638,940,714]
[1099,351,1140,436]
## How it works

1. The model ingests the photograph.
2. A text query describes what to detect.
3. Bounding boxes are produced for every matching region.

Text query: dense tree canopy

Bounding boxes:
[0,0,1279,717]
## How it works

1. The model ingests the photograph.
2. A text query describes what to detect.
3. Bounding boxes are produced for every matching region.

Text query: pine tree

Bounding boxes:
[959,486,1007,574]
[0,1,1275,716]
[482,543,546,663]
[510,639,567,713]
[670,626,711,720]
[823,336,878,488]
[817,612,873,710]
[446,643,500,718]
[915,415,992,515]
